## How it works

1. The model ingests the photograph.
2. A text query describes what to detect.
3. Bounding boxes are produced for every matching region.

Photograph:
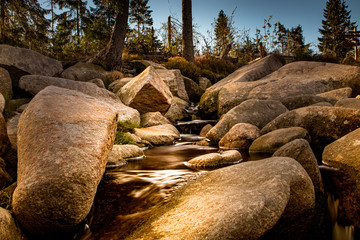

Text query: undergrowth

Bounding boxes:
[114,121,140,145]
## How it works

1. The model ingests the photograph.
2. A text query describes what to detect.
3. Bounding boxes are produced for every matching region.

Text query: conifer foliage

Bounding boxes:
[213,10,235,55]
[318,0,356,59]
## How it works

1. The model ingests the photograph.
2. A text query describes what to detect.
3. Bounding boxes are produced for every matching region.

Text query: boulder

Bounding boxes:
[12,86,118,236]
[164,97,189,123]
[0,113,9,156]
[6,113,20,150]
[0,207,26,240]
[134,124,180,145]
[156,69,189,102]
[0,44,63,77]
[107,144,144,167]
[0,93,4,113]
[60,62,106,81]
[316,87,352,103]
[206,99,288,143]
[198,77,212,93]
[185,150,242,168]
[199,124,213,137]
[311,102,333,107]
[126,157,315,240]
[108,78,132,94]
[18,75,140,124]
[280,94,328,110]
[261,106,360,152]
[199,54,283,118]
[141,112,171,127]
[183,76,202,102]
[322,128,360,227]
[335,98,360,109]
[119,66,173,114]
[249,127,310,154]
[219,123,261,149]
[273,139,323,197]
[0,67,12,99]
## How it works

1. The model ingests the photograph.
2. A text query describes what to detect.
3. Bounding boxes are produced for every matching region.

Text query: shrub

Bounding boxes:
[195,55,237,81]
[113,120,140,145]
[165,57,202,82]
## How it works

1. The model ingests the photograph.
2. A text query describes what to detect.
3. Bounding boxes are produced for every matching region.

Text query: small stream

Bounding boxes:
[80,132,358,240]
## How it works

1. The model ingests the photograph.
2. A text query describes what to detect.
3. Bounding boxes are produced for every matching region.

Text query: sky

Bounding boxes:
[39,0,360,51]
[147,0,360,50]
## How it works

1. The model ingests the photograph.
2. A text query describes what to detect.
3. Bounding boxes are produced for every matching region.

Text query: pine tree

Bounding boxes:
[318,0,356,59]
[213,10,235,55]
[0,0,49,52]
[129,0,153,39]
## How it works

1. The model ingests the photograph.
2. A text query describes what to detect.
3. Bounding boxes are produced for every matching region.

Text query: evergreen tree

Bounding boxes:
[318,0,356,59]
[213,10,235,55]
[129,0,153,39]
[0,0,49,52]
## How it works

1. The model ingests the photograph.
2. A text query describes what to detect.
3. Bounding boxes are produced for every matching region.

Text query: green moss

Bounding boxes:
[113,121,141,145]
[0,191,12,210]
[3,98,29,120]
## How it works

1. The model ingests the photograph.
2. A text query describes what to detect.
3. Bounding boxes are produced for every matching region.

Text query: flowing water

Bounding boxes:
[78,133,358,240]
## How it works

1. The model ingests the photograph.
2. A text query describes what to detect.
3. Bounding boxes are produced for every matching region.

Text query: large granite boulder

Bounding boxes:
[323,128,360,227]
[134,124,180,145]
[125,157,315,240]
[141,112,171,127]
[60,62,106,81]
[119,66,173,114]
[19,75,140,124]
[0,67,12,99]
[164,97,189,123]
[156,69,189,102]
[109,78,132,94]
[107,144,144,167]
[199,54,283,118]
[219,123,260,149]
[185,150,242,169]
[316,87,352,103]
[335,98,360,109]
[261,106,360,151]
[249,127,310,154]
[12,86,118,236]
[0,207,26,240]
[183,76,202,102]
[206,99,288,143]
[0,44,63,77]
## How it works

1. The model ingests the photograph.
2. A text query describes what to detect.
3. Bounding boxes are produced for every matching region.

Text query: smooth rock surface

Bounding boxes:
[219,123,260,149]
[280,94,328,110]
[206,99,288,143]
[164,97,189,123]
[262,106,360,151]
[107,144,144,166]
[134,124,180,145]
[199,124,213,137]
[249,127,310,153]
[316,87,352,103]
[12,86,118,236]
[0,44,63,77]
[19,75,140,124]
[126,157,315,240]
[120,66,173,114]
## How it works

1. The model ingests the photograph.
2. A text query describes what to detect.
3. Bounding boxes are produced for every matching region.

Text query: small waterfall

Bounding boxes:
[327,193,355,240]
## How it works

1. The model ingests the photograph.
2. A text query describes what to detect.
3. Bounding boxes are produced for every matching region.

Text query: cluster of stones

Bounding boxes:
[1,44,360,239]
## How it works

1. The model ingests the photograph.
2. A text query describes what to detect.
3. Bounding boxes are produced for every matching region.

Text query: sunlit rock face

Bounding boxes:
[125,157,315,240]
[206,99,288,143]
[261,106,360,152]
[12,86,117,237]
[119,66,173,114]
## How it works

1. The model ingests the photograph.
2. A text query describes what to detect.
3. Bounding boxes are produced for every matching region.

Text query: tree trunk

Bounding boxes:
[182,0,195,63]
[91,0,129,70]
[168,16,172,51]
[220,43,231,60]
